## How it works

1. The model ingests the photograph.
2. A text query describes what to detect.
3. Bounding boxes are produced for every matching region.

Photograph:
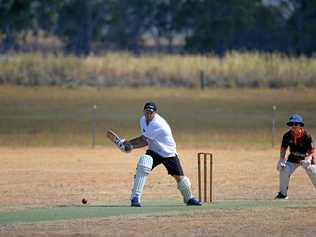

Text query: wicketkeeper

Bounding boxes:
[276,114,316,199]
[115,102,201,207]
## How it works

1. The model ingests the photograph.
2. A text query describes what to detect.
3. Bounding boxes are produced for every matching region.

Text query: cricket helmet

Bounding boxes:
[144,102,157,112]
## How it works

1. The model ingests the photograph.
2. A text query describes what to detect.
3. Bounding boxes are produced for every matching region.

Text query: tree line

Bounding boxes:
[0,0,315,56]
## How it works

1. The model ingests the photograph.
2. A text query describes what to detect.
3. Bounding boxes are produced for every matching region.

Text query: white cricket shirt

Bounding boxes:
[140,113,177,157]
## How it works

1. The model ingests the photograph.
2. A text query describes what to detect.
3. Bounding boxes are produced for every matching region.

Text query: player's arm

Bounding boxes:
[277,134,288,171]
[301,137,315,168]
[306,136,315,159]
[125,136,148,150]
[301,151,314,169]
[106,130,147,153]
[306,148,315,159]
[280,147,287,161]
[277,147,287,171]
[279,133,289,161]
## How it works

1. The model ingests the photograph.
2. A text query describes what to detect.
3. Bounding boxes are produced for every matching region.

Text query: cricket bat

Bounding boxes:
[106,130,122,146]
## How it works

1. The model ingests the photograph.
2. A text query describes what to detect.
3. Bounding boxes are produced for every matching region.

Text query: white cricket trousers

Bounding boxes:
[279,162,316,195]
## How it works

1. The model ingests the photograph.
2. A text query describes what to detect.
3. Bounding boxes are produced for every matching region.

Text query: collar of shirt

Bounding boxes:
[291,128,305,145]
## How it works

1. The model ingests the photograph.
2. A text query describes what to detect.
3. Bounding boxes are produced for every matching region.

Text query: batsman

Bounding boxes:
[108,102,201,207]
[276,114,316,199]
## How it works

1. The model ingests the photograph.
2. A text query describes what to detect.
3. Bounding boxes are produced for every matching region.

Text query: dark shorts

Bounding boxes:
[146,150,184,176]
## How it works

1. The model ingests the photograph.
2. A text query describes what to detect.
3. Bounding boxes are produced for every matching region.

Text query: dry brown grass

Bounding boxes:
[1,147,315,236]
[2,52,316,87]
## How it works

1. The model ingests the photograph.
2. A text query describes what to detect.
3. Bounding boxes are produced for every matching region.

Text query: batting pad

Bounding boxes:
[131,155,153,201]
[177,176,193,203]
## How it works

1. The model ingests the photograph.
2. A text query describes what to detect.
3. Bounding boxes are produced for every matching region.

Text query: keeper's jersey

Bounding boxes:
[281,129,315,163]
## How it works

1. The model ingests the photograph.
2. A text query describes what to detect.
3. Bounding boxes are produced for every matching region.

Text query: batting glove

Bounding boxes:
[122,141,133,153]
[116,139,133,153]
[114,139,127,152]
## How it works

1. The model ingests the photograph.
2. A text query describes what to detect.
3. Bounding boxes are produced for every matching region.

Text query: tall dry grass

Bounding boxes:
[1,52,316,88]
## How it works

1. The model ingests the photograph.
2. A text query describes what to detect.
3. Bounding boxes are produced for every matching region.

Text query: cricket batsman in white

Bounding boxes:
[115,102,201,207]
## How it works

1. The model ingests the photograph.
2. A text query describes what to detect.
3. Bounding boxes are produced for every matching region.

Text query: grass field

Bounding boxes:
[1,86,316,147]
[1,86,316,236]
[0,147,315,236]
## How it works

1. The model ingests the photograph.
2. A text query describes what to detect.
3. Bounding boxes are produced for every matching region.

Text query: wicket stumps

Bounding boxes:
[197,152,213,203]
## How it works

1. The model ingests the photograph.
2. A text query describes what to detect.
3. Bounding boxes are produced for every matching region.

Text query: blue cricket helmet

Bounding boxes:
[286,114,304,127]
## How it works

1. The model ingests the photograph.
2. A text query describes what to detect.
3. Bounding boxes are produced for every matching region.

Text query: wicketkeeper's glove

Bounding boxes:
[301,157,312,170]
[277,159,287,171]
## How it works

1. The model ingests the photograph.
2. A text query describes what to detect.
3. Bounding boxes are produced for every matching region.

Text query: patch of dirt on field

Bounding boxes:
[0,147,315,236]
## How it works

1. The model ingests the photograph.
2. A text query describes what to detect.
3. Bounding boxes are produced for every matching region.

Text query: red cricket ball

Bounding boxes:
[81,198,88,204]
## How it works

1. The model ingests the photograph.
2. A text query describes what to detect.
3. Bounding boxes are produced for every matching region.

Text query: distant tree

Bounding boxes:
[148,0,184,53]
[55,0,110,55]
[0,0,34,52]
[32,0,61,33]
[240,4,289,52]
[180,0,261,54]
[287,0,316,55]
[105,0,153,53]
[2,0,315,56]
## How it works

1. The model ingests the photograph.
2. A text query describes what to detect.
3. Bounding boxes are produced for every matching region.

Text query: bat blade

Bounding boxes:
[106,130,121,145]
